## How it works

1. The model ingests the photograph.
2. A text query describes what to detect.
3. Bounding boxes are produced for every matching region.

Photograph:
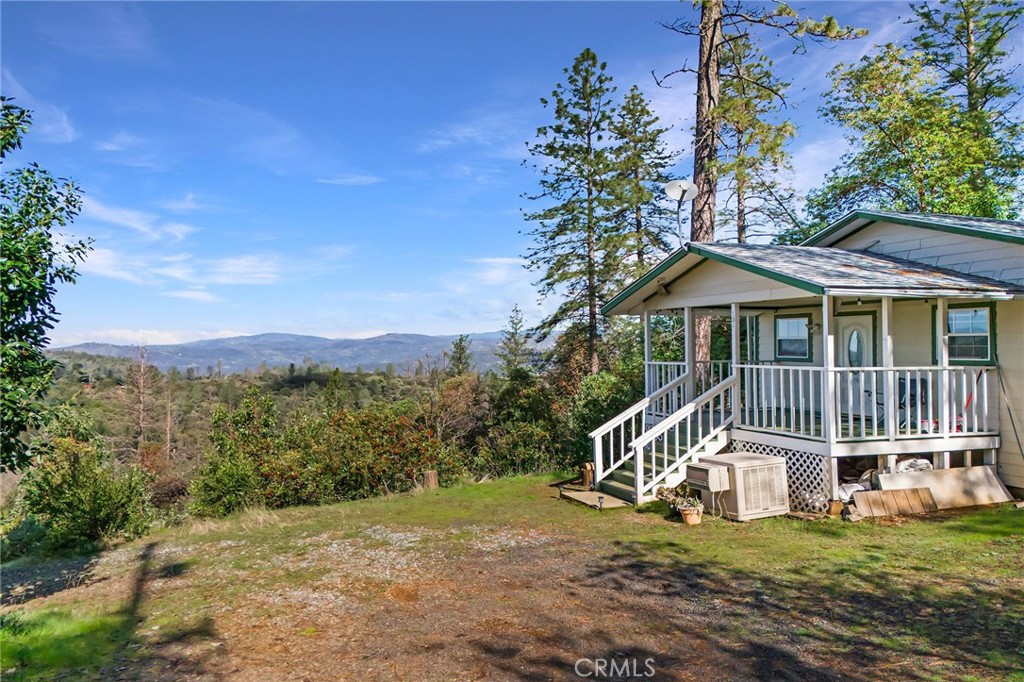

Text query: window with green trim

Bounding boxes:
[947,307,991,361]
[775,316,810,360]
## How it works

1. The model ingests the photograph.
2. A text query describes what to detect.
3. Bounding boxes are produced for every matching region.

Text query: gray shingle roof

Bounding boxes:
[803,209,1024,246]
[691,243,1024,296]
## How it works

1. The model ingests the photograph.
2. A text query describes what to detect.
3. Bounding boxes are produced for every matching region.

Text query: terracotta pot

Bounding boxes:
[680,507,703,526]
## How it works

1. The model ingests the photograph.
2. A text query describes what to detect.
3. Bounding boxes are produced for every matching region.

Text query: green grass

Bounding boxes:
[0,609,130,680]
[2,474,1022,681]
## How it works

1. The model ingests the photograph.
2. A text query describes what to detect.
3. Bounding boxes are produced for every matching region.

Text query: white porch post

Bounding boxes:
[822,295,839,500]
[684,306,696,403]
[730,303,740,376]
[881,297,896,444]
[643,310,652,395]
[731,303,740,420]
[935,298,951,467]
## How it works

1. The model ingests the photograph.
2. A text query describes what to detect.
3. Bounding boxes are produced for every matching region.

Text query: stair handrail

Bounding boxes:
[630,375,736,451]
[630,375,737,499]
[588,371,690,439]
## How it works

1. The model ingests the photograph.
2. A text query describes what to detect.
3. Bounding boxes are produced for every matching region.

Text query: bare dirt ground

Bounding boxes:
[4,481,1023,682]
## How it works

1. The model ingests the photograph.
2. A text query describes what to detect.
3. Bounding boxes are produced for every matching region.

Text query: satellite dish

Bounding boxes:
[664,179,698,202]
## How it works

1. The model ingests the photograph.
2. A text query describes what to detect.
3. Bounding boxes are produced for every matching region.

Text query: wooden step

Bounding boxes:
[598,478,636,504]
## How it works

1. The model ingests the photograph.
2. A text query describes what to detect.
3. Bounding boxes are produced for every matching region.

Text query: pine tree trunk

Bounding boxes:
[736,174,747,243]
[587,178,599,376]
[691,0,723,244]
[691,0,723,366]
[635,203,645,271]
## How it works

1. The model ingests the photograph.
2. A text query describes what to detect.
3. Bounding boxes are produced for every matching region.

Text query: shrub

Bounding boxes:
[20,435,152,550]
[0,514,48,561]
[188,392,467,516]
[188,390,280,517]
[565,371,638,466]
[187,449,262,518]
[473,421,562,478]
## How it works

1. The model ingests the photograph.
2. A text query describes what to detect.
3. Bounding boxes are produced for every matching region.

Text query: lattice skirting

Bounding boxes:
[728,440,831,513]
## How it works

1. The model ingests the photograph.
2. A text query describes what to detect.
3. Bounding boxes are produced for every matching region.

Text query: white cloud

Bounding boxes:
[162,289,221,303]
[207,255,280,285]
[95,130,144,152]
[162,222,198,241]
[316,174,383,186]
[467,257,530,286]
[78,247,147,283]
[317,244,355,261]
[0,70,77,143]
[417,108,529,160]
[81,197,161,239]
[80,197,202,241]
[790,134,849,200]
[36,4,155,59]
[52,328,243,347]
[159,192,224,213]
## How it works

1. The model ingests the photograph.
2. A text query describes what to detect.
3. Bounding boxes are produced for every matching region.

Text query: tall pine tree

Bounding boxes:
[717,35,799,243]
[608,85,677,278]
[523,49,619,376]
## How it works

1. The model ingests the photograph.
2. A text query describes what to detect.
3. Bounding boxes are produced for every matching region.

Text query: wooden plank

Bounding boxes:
[903,488,925,513]
[880,492,901,516]
[891,489,914,515]
[852,488,938,517]
[876,466,1013,509]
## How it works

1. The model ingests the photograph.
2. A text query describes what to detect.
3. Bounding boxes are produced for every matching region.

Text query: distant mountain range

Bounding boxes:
[52,332,517,374]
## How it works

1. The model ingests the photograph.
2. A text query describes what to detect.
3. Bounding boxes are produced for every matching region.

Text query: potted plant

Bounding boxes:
[655,485,705,525]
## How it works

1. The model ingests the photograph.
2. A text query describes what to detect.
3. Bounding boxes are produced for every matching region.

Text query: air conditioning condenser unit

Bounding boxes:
[696,452,789,522]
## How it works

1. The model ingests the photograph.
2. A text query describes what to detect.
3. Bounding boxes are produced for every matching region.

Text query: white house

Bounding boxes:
[592,210,1024,510]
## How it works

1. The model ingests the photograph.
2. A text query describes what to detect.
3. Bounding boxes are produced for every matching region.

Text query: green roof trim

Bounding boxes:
[802,210,1024,247]
[600,247,690,315]
[687,243,826,295]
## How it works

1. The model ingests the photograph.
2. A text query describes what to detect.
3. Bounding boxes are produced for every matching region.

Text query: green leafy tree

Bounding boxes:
[0,98,91,471]
[608,85,677,277]
[910,0,1023,201]
[799,45,1018,232]
[523,48,620,376]
[717,35,800,242]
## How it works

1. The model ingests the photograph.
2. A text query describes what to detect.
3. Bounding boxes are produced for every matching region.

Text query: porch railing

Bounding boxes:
[735,364,997,441]
[645,360,731,397]
[737,364,825,439]
[591,372,690,486]
[645,361,686,396]
[832,366,996,440]
[629,375,736,500]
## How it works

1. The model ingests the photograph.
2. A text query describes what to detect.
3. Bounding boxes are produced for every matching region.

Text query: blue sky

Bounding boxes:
[3,1,919,346]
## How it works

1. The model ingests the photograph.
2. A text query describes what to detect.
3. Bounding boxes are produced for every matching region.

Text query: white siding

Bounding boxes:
[995,299,1024,490]
[649,258,810,310]
[834,221,1024,285]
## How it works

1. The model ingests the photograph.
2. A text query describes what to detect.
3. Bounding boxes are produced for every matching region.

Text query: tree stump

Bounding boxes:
[422,470,439,490]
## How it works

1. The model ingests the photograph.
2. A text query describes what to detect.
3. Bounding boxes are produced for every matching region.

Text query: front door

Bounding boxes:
[835,313,876,420]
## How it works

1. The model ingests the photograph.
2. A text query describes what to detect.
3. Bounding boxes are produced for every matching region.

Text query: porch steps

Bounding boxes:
[599,432,730,504]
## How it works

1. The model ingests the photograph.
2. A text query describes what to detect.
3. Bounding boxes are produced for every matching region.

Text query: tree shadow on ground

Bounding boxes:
[586,538,1022,681]
[467,532,1023,682]
[3,542,226,681]
[1,551,103,606]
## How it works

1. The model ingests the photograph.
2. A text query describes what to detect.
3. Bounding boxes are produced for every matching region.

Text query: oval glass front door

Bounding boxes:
[848,330,864,367]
